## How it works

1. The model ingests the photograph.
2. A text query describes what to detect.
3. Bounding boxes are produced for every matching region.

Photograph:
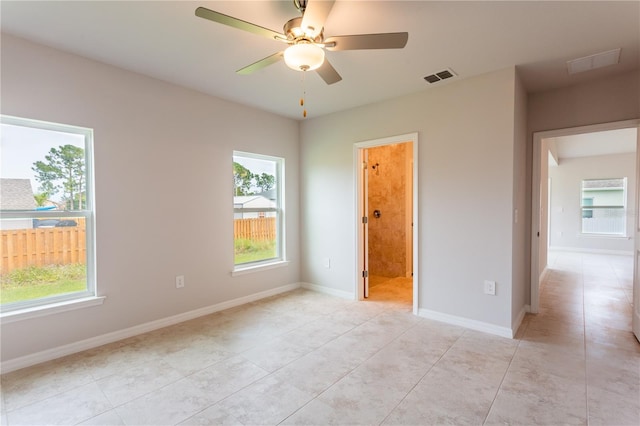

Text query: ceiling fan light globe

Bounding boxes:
[284,43,325,71]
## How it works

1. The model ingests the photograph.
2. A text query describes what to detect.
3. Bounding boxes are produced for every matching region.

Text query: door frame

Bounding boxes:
[530,119,640,316]
[354,132,419,314]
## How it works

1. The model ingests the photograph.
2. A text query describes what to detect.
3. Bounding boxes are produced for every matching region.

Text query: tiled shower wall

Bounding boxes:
[367,143,410,278]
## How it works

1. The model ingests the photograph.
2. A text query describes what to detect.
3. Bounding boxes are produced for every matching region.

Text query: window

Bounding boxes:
[233,151,284,268]
[581,178,626,235]
[1,116,95,312]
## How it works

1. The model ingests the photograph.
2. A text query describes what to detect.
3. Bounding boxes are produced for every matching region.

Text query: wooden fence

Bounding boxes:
[1,217,276,274]
[1,226,87,273]
[234,217,276,242]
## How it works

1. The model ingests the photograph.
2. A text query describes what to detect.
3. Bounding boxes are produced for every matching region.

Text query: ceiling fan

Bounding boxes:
[195,0,409,85]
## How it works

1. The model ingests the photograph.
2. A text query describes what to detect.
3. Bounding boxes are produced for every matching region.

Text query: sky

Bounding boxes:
[234,154,277,177]
[1,123,85,202]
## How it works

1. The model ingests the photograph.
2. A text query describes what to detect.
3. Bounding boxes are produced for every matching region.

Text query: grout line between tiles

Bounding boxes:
[276,309,421,425]
[377,327,467,426]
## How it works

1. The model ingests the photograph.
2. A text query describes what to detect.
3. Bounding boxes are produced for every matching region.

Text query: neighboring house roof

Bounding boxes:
[233,195,276,209]
[583,179,624,189]
[1,179,36,210]
[261,188,276,201]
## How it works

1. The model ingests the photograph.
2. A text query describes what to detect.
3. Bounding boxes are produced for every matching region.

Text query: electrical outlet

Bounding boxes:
[323,258,331,269]
[484,280,496,295]
[176,275,185,289]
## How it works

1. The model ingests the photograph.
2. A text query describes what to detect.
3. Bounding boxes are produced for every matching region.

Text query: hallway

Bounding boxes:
[510,250,639,424]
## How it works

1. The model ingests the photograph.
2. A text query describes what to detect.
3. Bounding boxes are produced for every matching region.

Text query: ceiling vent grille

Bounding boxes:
[567,48,621,75]
[424,68,457,84]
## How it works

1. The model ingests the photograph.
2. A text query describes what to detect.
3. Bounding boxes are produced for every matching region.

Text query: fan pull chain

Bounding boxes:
[299,71,307,118]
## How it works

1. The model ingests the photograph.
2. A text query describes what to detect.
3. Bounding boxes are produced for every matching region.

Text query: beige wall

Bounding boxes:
[301,67,520,332]
[367,143,409,278]
[528,71,640,134]
[511,71,528,327]
[549,152,636,253]
[0,35,301,362]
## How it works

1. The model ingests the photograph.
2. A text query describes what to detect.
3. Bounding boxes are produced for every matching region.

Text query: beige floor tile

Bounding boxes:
[78,409,125,425]
[278,316,357,350]
[309,372,410,425]
[2,252,637,426]
[271,348,359,396]
[240,336,316,373]
[96,359,185,406]
[485,385,587,425]
[587,386,640,426]
[186,355,269,400]
[586,324,640,353]
[6,382,112,426]
[114,378,217,426]
[1,355,95,411]
[216,375,315,425]
[384,364,498,425]
[512,342,585,381]
[159,340,235,375]
[82,339,164,381]
[178,404,243,425]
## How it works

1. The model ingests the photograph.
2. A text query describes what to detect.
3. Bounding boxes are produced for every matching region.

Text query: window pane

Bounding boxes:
[1,216,88,305]
[1,117,93,310]
[233,152,281,266]
[1,124,87,211]
[581,178,626,235]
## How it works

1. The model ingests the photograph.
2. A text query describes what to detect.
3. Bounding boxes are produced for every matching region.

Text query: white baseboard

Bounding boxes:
[300,282,355,300]
[549,246,633,256]
[540,267,549,283]
[418,308,513,339]
[1,283,300,374]
[511,305,530,337]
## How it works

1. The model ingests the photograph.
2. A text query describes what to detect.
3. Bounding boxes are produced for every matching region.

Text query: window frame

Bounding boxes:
[0,115,97,313]
[580,177,627,236]
[232,151,285,272]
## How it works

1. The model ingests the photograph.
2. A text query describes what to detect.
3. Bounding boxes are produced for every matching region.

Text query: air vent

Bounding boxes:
[567,48,621,75]
[424,68,457,84]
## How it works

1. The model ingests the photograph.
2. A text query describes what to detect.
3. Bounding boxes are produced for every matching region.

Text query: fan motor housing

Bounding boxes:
[284,17,323,43]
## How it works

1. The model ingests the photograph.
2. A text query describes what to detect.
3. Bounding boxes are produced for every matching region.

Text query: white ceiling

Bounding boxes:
[1,1,639,120]
[552,128,637,160]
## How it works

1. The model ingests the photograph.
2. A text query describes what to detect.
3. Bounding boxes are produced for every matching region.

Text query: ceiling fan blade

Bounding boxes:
[195,7,286,42]
[325,32,409,51]
[316,59,342,85]
[236,52,284,75]
[301,0,335,38]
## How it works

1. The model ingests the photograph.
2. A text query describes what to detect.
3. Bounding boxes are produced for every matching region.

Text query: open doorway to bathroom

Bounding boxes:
[355,133,418,314]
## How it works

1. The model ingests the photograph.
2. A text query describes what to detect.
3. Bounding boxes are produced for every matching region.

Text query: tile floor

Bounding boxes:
[1,251,639,425]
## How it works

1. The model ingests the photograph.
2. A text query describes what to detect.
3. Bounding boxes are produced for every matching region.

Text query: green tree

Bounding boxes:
[233,162,252,195]
[253,172,275,193]
[32,145,85,210]
[33,193,49,207]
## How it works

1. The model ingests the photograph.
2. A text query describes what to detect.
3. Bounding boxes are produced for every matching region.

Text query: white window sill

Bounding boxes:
[232,260,290,276]
[579,233,630,240]
[0,296,106,324]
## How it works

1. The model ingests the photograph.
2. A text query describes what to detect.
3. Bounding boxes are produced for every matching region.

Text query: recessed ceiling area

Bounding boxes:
[1,1,638,119]
[550,128,637,161]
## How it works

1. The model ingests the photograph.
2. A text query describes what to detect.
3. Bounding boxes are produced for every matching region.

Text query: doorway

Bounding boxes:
[531,120,640,341]
[355,133,418,314]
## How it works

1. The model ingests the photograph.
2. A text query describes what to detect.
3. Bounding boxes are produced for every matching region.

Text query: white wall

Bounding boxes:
[301,67,520,332]
[549,153,636,253]
[0,35,300,362]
